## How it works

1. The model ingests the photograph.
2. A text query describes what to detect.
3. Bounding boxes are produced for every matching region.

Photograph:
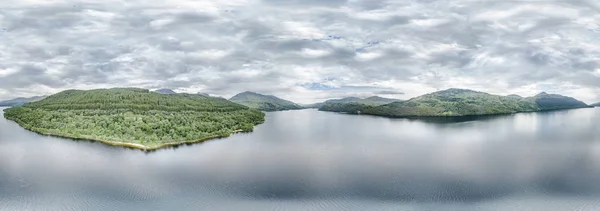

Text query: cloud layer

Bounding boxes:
[1,0,599,103]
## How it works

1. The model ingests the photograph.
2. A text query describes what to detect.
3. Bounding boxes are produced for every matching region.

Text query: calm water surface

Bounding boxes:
[1,107,600,210]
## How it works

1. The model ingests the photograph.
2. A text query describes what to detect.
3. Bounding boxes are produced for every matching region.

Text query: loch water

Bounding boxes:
[1,107,600,210]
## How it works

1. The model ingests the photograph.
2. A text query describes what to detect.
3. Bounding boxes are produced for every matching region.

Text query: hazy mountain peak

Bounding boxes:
[229,91,302,111]
[365,96,385,100]
[427,88,482,97]
[154,89,177,95]
[536,92,549,96]
[239,91,258,95]
[0,95,47,107]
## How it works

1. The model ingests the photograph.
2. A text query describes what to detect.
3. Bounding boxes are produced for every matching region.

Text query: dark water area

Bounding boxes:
[1,107,600,210]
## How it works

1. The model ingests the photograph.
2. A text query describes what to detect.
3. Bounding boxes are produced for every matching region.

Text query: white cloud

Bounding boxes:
[300,48,331,58]
[0,68,19,77]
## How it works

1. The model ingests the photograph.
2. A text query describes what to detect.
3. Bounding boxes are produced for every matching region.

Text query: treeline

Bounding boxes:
[319,103,373,114]
[29,88,248,112]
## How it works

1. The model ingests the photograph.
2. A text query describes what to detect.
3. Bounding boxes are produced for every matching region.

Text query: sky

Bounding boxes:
[0,0,599,104]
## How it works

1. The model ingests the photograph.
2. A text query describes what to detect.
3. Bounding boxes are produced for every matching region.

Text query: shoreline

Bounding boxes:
[6,118,246,151]
[91,129,245,151]
[35,129,244,151]
[320,106,596,119]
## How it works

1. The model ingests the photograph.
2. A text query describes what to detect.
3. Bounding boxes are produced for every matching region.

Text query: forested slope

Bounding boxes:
[319,89,591,117]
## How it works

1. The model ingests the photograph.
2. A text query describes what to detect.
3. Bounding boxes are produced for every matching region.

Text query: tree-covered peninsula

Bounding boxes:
[320,88,592,117]
[3,88,265,150]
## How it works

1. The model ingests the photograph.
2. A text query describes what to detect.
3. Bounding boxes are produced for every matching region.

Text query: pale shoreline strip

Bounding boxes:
[90,130,244,150]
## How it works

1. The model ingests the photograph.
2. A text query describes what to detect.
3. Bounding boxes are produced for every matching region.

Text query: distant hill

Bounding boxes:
[361,96,401,105]
[154,89,177,95]
[530,92,590,110]
[325,97,362,104]
[592,102,600,107]
[154,89,225,99]
[320,88,591,117]
[229,91,303,111]
[306,96,402,108]
[506,94,523,99]
[0,96,47,107]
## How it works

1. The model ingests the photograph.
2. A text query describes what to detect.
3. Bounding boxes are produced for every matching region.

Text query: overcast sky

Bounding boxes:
[1,0,599,104]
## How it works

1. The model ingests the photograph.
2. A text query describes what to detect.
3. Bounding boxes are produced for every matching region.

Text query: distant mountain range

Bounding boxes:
[0,96,47,107]
[592,102,600,107]
[306,96,402,108]
[229,91,303,111]
[320,88,592,117]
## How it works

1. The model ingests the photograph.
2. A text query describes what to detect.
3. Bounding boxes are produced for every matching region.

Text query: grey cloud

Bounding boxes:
[0,0,599,102]
[261,0,348,7]
[348,0,390,10]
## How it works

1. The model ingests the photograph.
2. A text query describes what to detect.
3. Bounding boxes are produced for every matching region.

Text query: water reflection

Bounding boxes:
[1,107,600,210]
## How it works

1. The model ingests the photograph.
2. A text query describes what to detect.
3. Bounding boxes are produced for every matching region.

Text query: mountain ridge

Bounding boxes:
[154,88,177,95]
[320,88,591,117]
[229,91,303,111]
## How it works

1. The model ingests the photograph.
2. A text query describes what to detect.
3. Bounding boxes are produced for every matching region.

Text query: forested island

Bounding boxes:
[229,91,303,111]
[3,88,265,150]
[320,89,592,117]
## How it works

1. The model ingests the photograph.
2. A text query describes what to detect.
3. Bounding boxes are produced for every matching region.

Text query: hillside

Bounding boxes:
[592,102,600,107]
[530,92,590,110]
[3,88,265,150]
[320,89,591,117]
[229,91,303,111]
[363,89,539,117]
[0,96,47,107]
